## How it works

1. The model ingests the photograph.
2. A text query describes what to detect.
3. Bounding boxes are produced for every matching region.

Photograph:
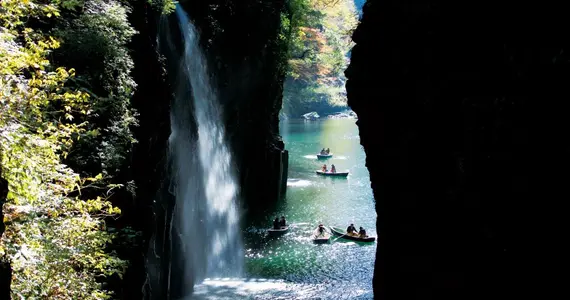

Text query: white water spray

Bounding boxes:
[167,5,243,296]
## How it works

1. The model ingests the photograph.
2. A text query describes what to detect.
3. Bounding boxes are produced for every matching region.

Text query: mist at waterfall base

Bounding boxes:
[151,5,244,299]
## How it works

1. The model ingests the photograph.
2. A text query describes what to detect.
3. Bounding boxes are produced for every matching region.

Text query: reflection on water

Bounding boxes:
[237,119,376,299]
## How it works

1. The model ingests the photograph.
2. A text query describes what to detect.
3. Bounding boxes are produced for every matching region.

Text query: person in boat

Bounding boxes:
[331,164,337,173]
[346,223,358,236]
[317,224,326,236]
[325,148,330,154]
[321,164,328,172]
[279,216,287,228]
[320,148,326,155]
[273,217,280,229]
[358,226,367,238]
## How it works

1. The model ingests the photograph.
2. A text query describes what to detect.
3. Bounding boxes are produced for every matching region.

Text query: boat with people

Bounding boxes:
[317,148,332,159]
[268,216,289,236]
[317,163,348,177]
[317,153,333,159]
[316,170,349,177]
[311,224,330,244]
[329,226,376,242]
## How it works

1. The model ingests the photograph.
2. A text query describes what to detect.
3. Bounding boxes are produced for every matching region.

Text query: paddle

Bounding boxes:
[330,227,352,242]
[332,234,348,242]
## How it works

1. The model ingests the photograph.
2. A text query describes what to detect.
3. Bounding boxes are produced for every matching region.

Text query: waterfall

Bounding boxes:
[158,5,244,299]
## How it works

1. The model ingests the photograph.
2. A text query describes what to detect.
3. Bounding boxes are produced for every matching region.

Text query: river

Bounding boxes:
[193,118,376,299]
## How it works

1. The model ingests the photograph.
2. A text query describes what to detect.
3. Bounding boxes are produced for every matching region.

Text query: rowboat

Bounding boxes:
[268,226,289,236]
[316,153,333,159]
[312,234,330,244]
[329,226,375,242]
[316,170,349,177]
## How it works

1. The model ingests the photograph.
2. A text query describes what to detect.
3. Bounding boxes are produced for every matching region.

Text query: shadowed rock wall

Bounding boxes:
[346,0,565,299]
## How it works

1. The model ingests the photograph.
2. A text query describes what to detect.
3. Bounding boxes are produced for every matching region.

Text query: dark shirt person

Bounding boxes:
[273,217,280,229]
[346,224,357,235]
[331,164,336,173]
[358,227,367,237]
[279,216,286,227]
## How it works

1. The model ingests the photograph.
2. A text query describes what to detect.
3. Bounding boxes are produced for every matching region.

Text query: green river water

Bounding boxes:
[194,118,377,299]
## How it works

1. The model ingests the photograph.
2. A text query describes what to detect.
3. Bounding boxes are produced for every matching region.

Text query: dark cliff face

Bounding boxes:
[180,0,289,213]
[347,0,565,299]
[120,2,175,299]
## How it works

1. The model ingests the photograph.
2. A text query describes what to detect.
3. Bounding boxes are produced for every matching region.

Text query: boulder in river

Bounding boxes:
[302,112,320,120]
[327,110,358,119]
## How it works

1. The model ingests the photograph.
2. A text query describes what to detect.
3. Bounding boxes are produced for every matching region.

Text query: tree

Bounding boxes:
[1,1,126,298]
[281,0,358,117]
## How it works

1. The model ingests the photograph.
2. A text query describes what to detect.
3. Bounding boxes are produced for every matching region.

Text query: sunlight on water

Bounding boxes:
[240,119,376,300]
[193,278,373,300]
[287,179,312,187]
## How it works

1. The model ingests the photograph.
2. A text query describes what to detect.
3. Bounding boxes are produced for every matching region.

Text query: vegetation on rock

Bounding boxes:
[281,0,358,118]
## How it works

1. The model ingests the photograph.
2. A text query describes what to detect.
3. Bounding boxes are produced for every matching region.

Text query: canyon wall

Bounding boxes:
[347,0,565,299]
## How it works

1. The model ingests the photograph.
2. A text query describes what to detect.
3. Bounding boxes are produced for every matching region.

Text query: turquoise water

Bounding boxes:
[193,118,376,299]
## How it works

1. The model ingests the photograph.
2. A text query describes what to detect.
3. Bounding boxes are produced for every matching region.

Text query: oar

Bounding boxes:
[332,233,348,242]
[330,228,350,242]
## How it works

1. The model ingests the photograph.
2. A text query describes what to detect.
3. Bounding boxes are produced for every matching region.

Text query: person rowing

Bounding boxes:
[314,224,327,237]
[346,223,358,236]
[279,216,287,228]
[358,226,368,238]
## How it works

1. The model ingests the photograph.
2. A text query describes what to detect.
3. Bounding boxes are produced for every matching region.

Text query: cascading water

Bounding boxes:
[159,5,243,299]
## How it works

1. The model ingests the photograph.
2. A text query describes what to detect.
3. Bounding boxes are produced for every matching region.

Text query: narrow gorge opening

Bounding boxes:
[143,1,377,299]
[260,0,378,299]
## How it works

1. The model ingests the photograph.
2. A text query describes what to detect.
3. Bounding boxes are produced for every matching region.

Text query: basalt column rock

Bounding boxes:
[123,1,175,299]
[347,0,565,299]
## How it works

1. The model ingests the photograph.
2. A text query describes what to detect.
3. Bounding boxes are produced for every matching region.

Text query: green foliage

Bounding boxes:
[281,0,358,117]
[1,0,126,298]
[52,0,138,180]
[147,0,176,14]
